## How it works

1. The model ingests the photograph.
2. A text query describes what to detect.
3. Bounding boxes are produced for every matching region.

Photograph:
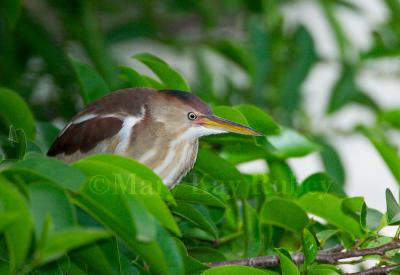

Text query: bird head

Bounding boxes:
[152,90,261,139]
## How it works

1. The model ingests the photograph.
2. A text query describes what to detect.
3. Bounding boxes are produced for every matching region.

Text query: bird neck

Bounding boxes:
[127,119,199,188]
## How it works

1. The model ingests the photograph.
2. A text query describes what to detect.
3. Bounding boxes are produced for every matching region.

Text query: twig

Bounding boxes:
[208,240,400,271]
[345,263,400,275]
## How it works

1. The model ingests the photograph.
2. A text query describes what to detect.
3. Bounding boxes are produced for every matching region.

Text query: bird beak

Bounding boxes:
[199,115,262,136]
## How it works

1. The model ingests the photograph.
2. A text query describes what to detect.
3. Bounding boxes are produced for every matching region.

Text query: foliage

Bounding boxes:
[1,0,400,274]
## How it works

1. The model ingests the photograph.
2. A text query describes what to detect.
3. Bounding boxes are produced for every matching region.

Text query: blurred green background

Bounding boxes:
[1,0,400,209]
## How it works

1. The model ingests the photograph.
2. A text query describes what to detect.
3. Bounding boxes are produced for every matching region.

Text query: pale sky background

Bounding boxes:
[111,0,400,217]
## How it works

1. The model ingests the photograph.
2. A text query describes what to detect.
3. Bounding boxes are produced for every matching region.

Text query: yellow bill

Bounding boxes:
[200,115,261,136]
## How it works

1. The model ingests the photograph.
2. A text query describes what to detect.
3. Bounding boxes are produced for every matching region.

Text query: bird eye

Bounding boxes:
[188,112,197,120]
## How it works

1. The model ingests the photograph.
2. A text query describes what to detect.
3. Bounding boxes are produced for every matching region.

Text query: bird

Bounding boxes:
[48,88,260,188]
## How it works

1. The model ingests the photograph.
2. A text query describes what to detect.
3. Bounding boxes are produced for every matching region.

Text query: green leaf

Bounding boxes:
[243,202,262,256]
[82,154,174,203]
[133,53,190,91]
[385,189,400,225]
[0,175,32,273]
[73,158,178,237]
[36,122,59,149]
[340,231,356,248]
[70,246,114,275]
[0,87,35,139]
[342,197,364,215]
[124,192,157,242]
[385,0,400,27]
[320,0,349,61]
[213,106,249,126]
[268,129,318,158]
[308,264,341,275]
[172,184,225,207]
[173,203,218,239]
[302,229,317,266]
[366,208,384,231]
[118,66,150,87]
[360,126,400,185]
[267,157,297,195]
[193,50,215,103]
[260,197,309,233]
[327,66,357,114]
[298,172,343,197]
[276,248,300,275]
[248,18,270,104]
[316,138,346,186]
[72,159,184,274]
[195,149,249,198]
[202,265,273,275]
[152,223,185,275]
[222,143,269,164]
[316,230,339,245]
[4,155,86,192]
[351,90,380,111]
[142,75,166,89]
[70,162,144,237]
[189,247,226,263]
[175,239,207,274]
[37,259,88,275]
[1,126,27,160]
[298,193,363,237]
[211,39,253,73]
[73,181,184,274]
[0,212,19,233]
[342,197,367,229]
[381,109,400,129]
[69,238,127,275]
[0,0,21,26]
[70,58,110,105]
[29,182,76,239]
[35,228,111,265]
[280,26,316,122]
[180,222,215,242]
[235,104,279,135]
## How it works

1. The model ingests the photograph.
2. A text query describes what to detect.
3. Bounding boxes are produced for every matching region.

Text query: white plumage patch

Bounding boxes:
[72,114,98,124]
[163,142,190,184]
[154,147,176,174]
[170,126,226,147]
[138,149,157,163]
[195,126,227,137]
[115,108,145,153]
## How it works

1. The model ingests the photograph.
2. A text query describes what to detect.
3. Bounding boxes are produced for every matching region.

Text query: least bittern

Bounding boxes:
[48,88,260,188]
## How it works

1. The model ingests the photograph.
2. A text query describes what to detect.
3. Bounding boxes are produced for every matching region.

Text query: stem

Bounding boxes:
[345,263,400,275]
[208,240,400,272]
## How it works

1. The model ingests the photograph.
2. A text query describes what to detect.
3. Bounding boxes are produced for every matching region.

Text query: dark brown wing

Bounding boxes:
[48,87,154,157]
[47,117,123,156]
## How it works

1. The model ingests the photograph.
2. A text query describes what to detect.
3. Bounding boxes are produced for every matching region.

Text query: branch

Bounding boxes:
[346,263,400,275]
[208,240,400,271]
